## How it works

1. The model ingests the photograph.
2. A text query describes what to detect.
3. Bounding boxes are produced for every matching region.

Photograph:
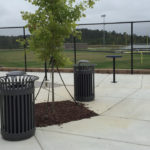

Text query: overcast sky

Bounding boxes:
[0,0,150,35]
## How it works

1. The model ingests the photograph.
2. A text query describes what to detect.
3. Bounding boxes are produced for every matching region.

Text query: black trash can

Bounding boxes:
[74,60,95,102]
[0,73,39,141]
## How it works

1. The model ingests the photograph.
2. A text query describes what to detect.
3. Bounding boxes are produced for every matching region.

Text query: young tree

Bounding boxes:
[22,0,97,63]
[21,0,97,108]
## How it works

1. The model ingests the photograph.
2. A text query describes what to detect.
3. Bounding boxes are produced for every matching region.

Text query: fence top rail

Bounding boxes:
[0,20,150,29]
[78,20,150,26]
[0,26,24,29]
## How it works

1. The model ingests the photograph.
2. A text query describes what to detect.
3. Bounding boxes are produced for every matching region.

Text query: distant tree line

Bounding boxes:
[0,29,149,49]
[0,36,23,49]
[66,29,150,45]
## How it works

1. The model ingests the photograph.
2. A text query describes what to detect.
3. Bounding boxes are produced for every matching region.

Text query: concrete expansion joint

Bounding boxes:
[99,88,140,115]
[140,75,144,89]
[95,74,110,88]
[100,115,150,123]
[34,135,45,150]
[39,129,150,148]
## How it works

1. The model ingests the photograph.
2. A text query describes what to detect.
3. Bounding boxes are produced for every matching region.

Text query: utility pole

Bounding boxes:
[101,14,106,46]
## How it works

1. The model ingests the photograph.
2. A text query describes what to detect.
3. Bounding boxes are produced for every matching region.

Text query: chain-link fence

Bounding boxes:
[0,20,150,74]
[0,27,24,68]
[74,23,131,69]
[70,21,150,73]
[0,27,44,70]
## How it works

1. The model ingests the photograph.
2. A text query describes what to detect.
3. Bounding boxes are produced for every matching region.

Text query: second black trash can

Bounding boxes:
[0,73,39,141]
[74,60,95,102]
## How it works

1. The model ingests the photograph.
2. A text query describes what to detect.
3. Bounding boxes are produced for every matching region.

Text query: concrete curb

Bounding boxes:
[1,67,150,74]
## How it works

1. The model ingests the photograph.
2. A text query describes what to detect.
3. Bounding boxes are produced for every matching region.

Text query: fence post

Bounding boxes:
[23,27,27,72]
[73,36,77,64]
[131,22,134,74]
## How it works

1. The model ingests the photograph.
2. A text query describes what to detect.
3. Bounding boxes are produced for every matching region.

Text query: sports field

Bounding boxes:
[0,49,150,69]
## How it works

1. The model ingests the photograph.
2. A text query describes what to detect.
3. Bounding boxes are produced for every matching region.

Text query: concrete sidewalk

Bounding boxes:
[0,71,150,150]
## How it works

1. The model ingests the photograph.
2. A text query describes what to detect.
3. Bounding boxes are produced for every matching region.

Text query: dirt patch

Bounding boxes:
[35,100,98,127]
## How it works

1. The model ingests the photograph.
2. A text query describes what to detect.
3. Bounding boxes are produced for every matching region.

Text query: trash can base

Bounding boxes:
[1,128,35,141]
[75,96,94,102]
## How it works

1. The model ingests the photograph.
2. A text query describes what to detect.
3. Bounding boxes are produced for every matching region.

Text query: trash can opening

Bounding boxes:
[6,71,26,76]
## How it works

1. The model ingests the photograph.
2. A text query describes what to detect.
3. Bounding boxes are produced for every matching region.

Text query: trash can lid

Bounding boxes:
[78,60,90,66]
[78,60,89,64]
[6,71,26,76]
[75,60,95,66]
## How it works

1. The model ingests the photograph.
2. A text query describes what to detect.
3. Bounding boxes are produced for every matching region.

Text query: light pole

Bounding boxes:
[101,14,106,46]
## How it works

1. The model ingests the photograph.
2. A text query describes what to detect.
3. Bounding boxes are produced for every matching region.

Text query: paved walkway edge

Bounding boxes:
[1,67,150,74]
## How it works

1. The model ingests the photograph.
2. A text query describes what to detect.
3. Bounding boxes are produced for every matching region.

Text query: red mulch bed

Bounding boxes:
[35,100,98,127]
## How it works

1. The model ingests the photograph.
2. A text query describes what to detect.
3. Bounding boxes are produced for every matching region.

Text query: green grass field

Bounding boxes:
[0,49,150,69]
